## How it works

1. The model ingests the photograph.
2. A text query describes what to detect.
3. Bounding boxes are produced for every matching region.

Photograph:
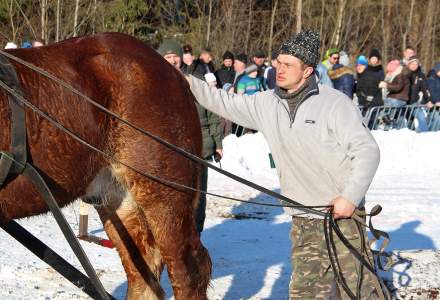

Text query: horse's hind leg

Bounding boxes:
[85,167,165,300]
[124,171,212,299]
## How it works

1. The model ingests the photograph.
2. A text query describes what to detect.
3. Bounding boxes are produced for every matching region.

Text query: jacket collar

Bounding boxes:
[274,75,319,101]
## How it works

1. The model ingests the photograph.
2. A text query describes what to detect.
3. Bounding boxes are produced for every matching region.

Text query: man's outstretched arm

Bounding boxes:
[187,75,265,131]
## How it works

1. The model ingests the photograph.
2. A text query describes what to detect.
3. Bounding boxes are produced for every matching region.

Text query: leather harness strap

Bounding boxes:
[0,53,27,185]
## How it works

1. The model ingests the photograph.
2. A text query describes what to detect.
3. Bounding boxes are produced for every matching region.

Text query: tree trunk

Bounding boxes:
[332,0,346,48]
[381,0,391,64]
[420,0,434,69]
[40,0,47,42]
[268,0,278,59]
[55,0,61,42]
[296,0,302,34]
[206,0,213,47]
[93,0,97,34]
[430,1,438,69]
[73,0,80,37]
[402,0,415,52]
[319,0,325,57]
[245,0,253,53]
[8,0,16,42]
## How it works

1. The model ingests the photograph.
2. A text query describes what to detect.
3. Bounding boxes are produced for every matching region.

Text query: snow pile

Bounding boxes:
[0,129,439,299]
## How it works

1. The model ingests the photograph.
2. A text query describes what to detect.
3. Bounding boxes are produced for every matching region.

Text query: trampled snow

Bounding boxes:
[0,129,439,299]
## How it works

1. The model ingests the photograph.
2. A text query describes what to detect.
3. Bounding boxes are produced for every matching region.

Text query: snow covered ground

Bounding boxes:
[0,129,439,299]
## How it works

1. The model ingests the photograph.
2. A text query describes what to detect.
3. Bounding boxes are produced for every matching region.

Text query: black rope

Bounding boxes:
[324,210,391,300]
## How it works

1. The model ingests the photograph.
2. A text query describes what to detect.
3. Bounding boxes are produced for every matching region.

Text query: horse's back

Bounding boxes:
[0,33,201,220]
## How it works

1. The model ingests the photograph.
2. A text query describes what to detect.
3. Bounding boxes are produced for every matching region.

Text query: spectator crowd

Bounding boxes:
[4,38,440,136]
[154,38,440,136]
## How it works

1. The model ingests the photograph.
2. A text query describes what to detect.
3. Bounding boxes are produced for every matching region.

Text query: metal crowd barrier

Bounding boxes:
[360,104,440,132]
[226,104,440,137]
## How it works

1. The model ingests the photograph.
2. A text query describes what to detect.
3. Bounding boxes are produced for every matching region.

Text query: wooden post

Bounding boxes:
[78,200,90,237]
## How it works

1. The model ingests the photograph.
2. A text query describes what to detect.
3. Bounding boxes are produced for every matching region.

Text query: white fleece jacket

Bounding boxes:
[189,75,380,218]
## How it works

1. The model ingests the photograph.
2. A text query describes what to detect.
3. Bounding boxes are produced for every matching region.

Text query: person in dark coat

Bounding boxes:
[264,51,278,90]
[427,63,440,104]
[407,56,431,104]
[406,56,431,131]
[426,63,440,130]
[368,48,385,80]
[157,40,223,233]
[191,48,216,80]
[328,63,355,98]
[181,44,195,75]
[252,49,267,79]
[356,55,384,109]
[215,51,235,88]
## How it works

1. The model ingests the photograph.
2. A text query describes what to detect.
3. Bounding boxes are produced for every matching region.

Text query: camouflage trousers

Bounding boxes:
[289,216,382,300]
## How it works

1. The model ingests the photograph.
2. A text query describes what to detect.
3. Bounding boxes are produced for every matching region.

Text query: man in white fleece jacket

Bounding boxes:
[187,30,382,299]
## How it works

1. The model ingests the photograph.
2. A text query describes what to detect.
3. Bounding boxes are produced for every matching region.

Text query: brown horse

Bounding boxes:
[0,32,211,299]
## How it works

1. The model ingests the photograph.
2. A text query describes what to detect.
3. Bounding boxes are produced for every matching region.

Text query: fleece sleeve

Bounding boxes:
[329,97,381,206]
[189,75,265,131]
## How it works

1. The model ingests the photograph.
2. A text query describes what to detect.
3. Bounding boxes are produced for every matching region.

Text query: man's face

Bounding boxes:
[200,52,212,64]
[329,53,339,65]
[271,58,278,68]
[182,53,194,66]
[356,64,367,74]
[276,54,313,92]
[253,57,265,66]
[234,60,246,73]
[404,48,415,61]
[164,53,181,69]
[223,58,233,67]
[408,61,419,72]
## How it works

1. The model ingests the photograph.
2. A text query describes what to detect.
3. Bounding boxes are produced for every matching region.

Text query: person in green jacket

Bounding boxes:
[157,39,223,233]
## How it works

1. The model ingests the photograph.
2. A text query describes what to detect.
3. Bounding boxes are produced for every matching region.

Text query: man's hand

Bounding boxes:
[329,196,356,219]
[214,149,223,162]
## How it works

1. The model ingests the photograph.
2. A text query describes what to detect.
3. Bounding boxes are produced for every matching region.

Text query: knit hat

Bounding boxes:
[157,39,183,58]
[21,41,32,48]
[253,49,266,58]
[182,44,193,54]
[369,48,381,60]
[356,55,369,66]
[222,50,234,61]
[278,30,320,68]
[326,48,339,58]
[244,64,258,74]
[4,42,17,49]
[235,53,248,64]
[339,51,350,67]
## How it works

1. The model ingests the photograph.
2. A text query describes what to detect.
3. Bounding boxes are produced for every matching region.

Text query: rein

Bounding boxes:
[0,49,392,299]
